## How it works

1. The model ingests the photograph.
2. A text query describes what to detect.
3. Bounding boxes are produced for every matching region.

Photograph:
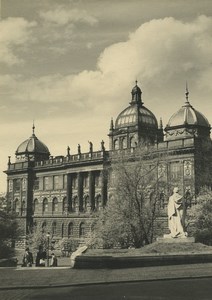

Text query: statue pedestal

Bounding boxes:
[157,235,195,243]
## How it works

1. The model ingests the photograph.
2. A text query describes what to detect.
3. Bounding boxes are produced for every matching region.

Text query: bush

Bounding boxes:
[0,210,19,259]
[187,189,212,245]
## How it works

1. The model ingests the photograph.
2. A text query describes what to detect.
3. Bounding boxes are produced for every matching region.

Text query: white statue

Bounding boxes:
[168,187,187,238]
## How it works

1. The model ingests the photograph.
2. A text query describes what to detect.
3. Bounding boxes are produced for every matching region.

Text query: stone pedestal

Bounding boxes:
[157,235,195,243]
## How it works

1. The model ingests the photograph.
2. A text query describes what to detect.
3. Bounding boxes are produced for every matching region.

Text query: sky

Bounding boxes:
[1,0,212,192]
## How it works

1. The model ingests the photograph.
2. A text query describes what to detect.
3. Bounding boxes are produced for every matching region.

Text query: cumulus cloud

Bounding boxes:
[0,18,36,65]
[39,6,98,26]
[2,15,212,123]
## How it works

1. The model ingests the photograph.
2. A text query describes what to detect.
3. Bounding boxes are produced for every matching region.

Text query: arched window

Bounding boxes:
[52,197,58,213]
[52,221,57,236]
[43,198,48,214]
[114,139,119,150]
[122,137,127,149]
[96,194,102,211]
[130,136,137,148]
[63,197,68,213]
[84,195,89,212]
[14,198,19,214]
[34,199,38,213]
[68,222,74,238]
[72,196,78,212]
[79,222,85,237]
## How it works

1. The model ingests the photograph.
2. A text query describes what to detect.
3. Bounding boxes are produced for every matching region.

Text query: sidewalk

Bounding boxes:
[1,263,212,290]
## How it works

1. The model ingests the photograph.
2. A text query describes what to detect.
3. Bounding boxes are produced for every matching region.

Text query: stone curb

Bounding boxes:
[74,253,212,269]
[0,274,212,291]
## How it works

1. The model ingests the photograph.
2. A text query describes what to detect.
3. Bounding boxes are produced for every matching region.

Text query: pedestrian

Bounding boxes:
[50,253,58,267]
[35,245,46,267]
[22,247,33,267]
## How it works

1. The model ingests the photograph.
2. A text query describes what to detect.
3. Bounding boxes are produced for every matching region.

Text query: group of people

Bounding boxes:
[22,246,58,267]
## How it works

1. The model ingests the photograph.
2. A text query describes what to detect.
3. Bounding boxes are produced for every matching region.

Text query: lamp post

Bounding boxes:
[46,232,50,267]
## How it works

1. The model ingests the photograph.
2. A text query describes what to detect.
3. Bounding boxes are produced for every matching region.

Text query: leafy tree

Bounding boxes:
[187,188,212,245]
[27,224,50,252]
[0,210,19,258]
[91,148,162,248]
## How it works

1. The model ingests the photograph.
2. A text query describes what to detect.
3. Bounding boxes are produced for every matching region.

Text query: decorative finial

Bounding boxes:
[67,146,70,156]
[185,81,189,103]
[135,79,138,86]
[78,144,81,155]
[32,120,35,135]
[8,156,11,165]
[110,118,114,131]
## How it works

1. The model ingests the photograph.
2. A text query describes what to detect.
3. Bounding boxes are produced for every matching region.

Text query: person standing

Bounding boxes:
[50,253,58,267]
[168,187,187,238]
[35,246,46,267]
[22,247,33,267]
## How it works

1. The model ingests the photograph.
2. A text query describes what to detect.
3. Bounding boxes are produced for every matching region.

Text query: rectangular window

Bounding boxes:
[54,176,59,190]
[83,175,89,188]
[14,179,21,192]
[72,176,77,189]
[44,177,49,190]
[170,162,181,179]
[63,175,67,189]
[95,173,101,187]
[34,178,39,190]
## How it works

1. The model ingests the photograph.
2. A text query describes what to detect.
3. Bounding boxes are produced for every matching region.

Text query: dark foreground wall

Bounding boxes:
[74,253,212,269]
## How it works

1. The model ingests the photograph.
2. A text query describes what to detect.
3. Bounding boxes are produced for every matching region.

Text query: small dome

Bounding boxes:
[16,134,50,155]
[16,125,50,159]
[166,102,210,128]
[115,105,158,129]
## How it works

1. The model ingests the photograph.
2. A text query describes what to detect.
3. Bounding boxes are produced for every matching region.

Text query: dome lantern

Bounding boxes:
[130,80,143,105]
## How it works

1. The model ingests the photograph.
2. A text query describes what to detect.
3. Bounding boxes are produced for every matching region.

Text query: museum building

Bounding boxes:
[5,82,212,246]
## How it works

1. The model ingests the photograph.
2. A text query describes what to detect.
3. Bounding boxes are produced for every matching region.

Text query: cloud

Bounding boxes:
[39,6,98,26]
[0,18,36,65]
[2,16,212,125]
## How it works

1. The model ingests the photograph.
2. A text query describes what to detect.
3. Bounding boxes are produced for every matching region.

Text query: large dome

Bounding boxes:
[115,105,158,129]
[115,81,158,129]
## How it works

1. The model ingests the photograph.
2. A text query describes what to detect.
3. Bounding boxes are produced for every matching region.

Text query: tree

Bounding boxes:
[91,147,162,249]
[187,188,212,245]
[27,224,50,252]
[0,210,19,258]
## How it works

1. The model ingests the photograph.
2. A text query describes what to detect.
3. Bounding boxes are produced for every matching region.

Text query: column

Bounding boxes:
[89,171,95,211]
[101,169,108,207]
[78,172,83,212]
[66,174,72,213]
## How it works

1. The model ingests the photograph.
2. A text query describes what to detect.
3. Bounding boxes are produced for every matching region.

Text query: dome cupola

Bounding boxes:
[115,81,158,130]
[109,81,163,150]
[165,85,211,141]
[16,124,50,162]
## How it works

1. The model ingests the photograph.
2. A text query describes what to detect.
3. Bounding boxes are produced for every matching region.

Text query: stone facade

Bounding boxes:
[4,83,212,246]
